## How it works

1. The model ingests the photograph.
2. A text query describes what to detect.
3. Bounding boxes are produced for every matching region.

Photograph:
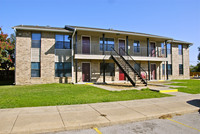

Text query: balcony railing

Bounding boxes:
[75,45,168,58]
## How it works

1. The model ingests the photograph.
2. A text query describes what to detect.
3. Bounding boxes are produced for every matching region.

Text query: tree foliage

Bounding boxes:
[190,47,200,72]
[198,47,200,61]
[0,27,15,70]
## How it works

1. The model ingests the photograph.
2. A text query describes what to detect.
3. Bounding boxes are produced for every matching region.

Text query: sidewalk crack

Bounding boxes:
[9,113,19,134]
[88,104,111,122]
[56,106,66,128]
[118,102,147,117]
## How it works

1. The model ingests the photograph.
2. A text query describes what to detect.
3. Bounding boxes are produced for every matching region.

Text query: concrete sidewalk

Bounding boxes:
[0,95,200,134]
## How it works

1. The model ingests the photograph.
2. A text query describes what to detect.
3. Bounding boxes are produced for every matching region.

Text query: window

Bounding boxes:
[162,64,165,75]
[168,64,172,75]
[179,64,183,75]
[134,63,141,74]
[32,33,41,48]
[55,35,71,49]
[133,41,140,53]
[178,44,182,55]
[167,43,171,54]
[161,43,165,54]
[55,62,72,77]
[100,38,114,51]
[31,62,40,77]
[100,63,115,76]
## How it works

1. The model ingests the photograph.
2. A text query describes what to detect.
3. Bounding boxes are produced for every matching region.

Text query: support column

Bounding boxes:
[148,61,150,80]
[165,40,168,80]
[147,38,149,57]
[75,32,78,83]
[126,36,128,55]
[164,61,166,80]
[102,34,105,83]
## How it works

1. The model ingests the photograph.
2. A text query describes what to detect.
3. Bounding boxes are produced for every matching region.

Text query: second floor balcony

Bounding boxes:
[75,44,168,61]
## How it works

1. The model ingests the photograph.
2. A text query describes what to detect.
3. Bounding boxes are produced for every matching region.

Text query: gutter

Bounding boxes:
[12,27,73,33]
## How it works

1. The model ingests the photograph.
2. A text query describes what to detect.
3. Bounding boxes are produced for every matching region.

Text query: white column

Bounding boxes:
[164,61,167,80]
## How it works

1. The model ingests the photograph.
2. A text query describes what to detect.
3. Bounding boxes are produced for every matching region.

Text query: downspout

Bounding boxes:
[13,28,16,85]
[71,28,76,84]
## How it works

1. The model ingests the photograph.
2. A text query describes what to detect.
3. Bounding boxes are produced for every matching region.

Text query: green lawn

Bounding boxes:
[169,79,200,94]
[0,83,171,109]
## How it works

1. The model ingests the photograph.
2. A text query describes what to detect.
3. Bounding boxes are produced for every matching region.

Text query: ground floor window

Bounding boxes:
[168,64,172,75]
[31,62,40,77]
[179,64,183,75]
[100,63,115,76]
[55,62,71,77]
[162,64,165,75]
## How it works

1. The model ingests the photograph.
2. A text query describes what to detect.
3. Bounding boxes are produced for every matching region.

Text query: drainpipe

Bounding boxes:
[71,28,76,84]
[13,28,16,85]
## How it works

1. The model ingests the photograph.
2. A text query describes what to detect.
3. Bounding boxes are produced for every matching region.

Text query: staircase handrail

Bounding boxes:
[111,47,148,84]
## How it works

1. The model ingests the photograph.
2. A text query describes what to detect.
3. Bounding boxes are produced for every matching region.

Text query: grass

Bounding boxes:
[169,79,200,94]
[0,83,171,109]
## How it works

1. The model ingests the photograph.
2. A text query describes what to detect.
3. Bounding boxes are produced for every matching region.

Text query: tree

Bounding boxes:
[198,47,200,61]
[190,47,200,72]
[0,27,15,70]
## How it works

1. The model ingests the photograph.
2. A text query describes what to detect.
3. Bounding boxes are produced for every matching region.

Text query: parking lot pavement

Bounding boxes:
[49,112,200,134]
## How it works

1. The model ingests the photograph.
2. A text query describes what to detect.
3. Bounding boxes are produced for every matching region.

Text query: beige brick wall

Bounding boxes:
[167,43,190,80]
[15,31,31,85]
[15,31,72,85]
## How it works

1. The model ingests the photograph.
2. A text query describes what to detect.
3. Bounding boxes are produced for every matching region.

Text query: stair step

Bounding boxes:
[112,54,148,87]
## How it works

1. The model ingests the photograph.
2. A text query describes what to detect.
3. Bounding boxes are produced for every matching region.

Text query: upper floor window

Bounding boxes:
[167,43,171,54]
[161,43,165,54]
[55,35,71,49]
[31,62,40,77]
[55,62,72,77]
[178,44,182,55]
[32,33,41,48]
[133,41,140,53]
[100,38,114,51]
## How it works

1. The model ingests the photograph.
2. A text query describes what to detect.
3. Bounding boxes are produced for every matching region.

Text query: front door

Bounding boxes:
[119,40,125,55]
[82,63,90,82]
[82,36,90,54]
[150,42,156,57]
[119,68,126,80]
[151,64,156,80]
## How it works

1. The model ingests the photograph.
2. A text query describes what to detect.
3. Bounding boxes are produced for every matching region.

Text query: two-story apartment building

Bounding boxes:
[13,25,192,85]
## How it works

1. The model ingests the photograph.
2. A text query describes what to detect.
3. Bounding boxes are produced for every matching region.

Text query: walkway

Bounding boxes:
[0,94,199,134]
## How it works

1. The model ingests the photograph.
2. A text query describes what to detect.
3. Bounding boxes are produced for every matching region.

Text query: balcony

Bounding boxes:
[75,45,168,61]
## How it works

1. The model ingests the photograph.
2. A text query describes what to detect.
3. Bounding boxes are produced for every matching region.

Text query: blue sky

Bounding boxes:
[1,0,200,65]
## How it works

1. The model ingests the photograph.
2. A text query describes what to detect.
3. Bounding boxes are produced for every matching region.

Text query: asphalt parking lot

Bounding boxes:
[49,112,200,134]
